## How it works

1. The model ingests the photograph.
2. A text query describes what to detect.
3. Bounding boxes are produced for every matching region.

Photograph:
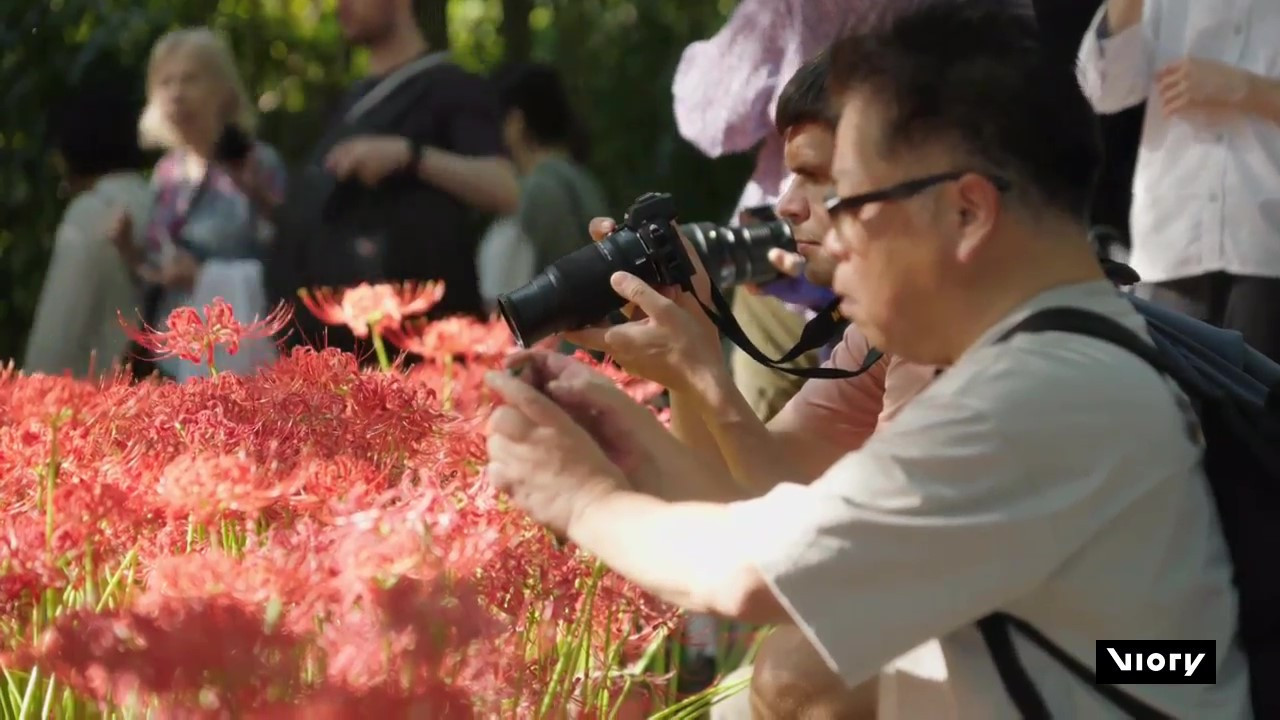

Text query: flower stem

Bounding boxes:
[371,325,391,371]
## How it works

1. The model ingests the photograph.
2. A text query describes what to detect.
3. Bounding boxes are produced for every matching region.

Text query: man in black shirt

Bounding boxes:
[270,0,519,354]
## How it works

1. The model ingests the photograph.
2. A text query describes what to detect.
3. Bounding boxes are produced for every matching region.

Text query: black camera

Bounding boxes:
[215,123,253,164]
[496,192,796,348]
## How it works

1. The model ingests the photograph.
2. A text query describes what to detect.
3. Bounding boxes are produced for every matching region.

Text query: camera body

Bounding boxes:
[497,192,793,348]
[612,192,698,292]
[215,124,253,164]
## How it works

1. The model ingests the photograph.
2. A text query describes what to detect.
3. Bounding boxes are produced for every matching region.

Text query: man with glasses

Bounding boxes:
[483,5,1249,718]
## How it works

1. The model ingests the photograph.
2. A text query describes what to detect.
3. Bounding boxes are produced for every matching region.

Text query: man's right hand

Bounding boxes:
[109,210,142,268]
[563,217,726,396]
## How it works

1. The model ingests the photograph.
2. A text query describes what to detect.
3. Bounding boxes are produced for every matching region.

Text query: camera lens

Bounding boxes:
[679,220,795,289]
[497,227,656,348]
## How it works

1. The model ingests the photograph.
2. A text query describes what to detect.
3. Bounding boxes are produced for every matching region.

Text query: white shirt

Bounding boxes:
[1077,0,1280,284]
[729,281,1250,719]
[24,173,151,378]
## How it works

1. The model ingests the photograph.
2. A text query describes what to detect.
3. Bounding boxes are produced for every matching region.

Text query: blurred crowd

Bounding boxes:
[23,0,607,378]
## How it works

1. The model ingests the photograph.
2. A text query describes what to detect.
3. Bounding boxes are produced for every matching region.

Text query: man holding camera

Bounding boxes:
[484,5,1248,718]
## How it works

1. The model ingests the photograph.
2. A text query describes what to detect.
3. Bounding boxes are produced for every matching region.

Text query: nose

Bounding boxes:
[776,185,809,226]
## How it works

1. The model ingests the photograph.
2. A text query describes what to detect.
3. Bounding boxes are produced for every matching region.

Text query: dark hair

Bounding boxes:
[827,2,1102,221]
[493,62,590,163]
[51,72,147,178]
[775,52,837,134]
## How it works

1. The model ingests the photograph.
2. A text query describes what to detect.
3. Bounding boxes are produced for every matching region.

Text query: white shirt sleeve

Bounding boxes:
[1077,2,1160,114]
[726,375,1147,688]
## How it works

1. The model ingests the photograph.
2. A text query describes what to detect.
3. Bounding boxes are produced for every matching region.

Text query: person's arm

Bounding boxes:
[1241,71,1280,126]
[419,73,520,215]
[569,491,786,623]
[23,202,105,376]
[571,380,1142,689]
[1077,0,1157,114]
[415,147,519,216]
[678,325,891,496]
[671,0,794,157]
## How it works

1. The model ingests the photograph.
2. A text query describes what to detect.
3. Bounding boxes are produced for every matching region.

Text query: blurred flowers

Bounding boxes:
[0,287,698,719]
[118,297,291,374]
[298,281,445,339]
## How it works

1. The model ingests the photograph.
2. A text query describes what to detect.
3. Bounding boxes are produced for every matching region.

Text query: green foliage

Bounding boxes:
[0,0,751,364]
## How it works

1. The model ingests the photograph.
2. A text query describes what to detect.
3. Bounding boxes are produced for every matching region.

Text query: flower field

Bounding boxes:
[0,286,753,719]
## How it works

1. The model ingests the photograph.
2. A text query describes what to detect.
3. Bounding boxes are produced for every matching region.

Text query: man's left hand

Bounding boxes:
[484,368,625,536]
[324,135,415,186]
[1156,57,1252,116]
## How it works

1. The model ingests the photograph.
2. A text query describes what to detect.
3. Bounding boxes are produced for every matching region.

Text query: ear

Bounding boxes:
[952,173,1001,263]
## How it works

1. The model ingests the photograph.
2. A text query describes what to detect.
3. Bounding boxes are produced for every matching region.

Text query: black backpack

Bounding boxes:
[974,297,1280,718]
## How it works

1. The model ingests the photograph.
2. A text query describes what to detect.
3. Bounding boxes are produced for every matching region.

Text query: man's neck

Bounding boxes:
[366,25,430,76]
[934,227,1108,365]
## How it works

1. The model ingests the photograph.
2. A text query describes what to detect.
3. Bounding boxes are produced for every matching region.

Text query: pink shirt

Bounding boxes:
[772,323,938,451]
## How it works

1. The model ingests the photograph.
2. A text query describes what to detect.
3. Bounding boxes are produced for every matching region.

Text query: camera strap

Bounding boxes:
[695,283,884,380]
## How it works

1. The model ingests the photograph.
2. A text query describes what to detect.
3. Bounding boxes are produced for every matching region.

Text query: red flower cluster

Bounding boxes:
[119,297,290,369]
[0,297,676,718]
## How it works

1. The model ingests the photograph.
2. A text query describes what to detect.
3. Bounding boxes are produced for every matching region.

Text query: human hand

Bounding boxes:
[484,365,627,536]
[767,247,806,278]
[137,248,200,291]
[563,270,726,396]
[503,350,679,481]
[324,135,414,186]
[108,210,141,266]
[1156,57,1251,117]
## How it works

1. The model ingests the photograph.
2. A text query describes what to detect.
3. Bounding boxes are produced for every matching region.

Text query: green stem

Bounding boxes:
[43,417,63,553]
[371,325,391,371]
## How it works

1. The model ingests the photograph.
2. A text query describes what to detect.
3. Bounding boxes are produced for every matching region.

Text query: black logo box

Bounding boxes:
[1096,640,1217,685]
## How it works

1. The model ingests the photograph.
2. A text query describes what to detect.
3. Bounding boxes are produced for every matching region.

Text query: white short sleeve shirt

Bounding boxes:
[729,280,1251,718]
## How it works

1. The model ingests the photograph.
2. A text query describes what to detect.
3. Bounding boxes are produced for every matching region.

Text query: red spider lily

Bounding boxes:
[118,297,291,368]
[1,312,683,718]
[384,315,513,361]
[298,281,445,338]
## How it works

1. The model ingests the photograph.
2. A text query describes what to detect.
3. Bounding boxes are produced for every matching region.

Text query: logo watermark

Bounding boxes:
[1096,640,1216,684]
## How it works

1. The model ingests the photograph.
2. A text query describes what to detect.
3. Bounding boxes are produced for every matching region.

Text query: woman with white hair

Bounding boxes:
[115,27,287,378]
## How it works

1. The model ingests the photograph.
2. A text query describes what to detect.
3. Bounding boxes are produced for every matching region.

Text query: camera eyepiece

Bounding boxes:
[496,192,796,348]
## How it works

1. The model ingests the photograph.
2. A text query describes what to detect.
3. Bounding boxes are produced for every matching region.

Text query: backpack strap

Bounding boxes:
[996,306,1168,374]
[981,307,1180,720]
[977,613,1173,719]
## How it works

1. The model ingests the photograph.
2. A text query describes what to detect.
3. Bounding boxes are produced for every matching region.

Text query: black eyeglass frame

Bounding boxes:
[825,171,1012,221]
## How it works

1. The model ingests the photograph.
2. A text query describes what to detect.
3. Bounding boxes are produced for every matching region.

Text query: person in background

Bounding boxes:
[24,72,152,378]
[478,62,609,309]
[269,0,518,355]
[1077,0,1280,361]
[117,27,287,379]
[1030,0,1143,259]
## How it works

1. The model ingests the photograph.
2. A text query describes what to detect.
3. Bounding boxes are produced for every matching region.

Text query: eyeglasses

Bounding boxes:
[824,171,1012,221]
